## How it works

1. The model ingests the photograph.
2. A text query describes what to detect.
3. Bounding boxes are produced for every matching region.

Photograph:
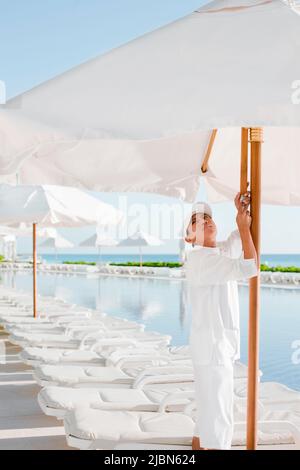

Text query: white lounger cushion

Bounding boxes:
[10,329,170,348]
[20,344,173,366]
[64,407,299,449]
[64,407,194,448]
[35,364,134,386]
[8,321,110,335]
[34,363,193,386]
[40,380,299,420]
[38,382,195,416]
[21,348,107,365]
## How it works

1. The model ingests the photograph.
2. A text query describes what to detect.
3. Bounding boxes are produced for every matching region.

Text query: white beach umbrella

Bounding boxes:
[39,234,74,249]
[0,184,122,227]
[0,225,57,262]
[117,231,163,267]
[79,234,118,248]
[0,1,299,206]
[0,233,16,261]
[0,225,57,238]
[79,233,118,264]
[39,234,74,263]
[0,184,122,316]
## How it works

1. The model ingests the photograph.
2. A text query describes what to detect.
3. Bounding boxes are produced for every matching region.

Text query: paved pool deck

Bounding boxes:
[0,330,69,450]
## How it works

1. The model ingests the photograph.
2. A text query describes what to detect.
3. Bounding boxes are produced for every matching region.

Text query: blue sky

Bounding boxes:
[1,0,299,255]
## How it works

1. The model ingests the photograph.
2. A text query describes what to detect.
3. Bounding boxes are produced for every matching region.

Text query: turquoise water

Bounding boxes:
[26,253,300,267]
[1,270,300,391]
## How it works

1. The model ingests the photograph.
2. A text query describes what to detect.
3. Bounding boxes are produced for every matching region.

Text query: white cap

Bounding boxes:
[191,201,212,218]
[184,201,212,235]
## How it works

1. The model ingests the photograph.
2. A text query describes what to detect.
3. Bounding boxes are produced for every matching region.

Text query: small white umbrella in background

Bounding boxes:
[0,184,123,317]
[117,230,163,268]
[39,233,74,264]
[79,233,118,264]
[0,233,16,261]
[0,225,58,263]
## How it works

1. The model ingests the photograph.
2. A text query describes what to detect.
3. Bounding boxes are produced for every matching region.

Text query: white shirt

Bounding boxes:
[186,230,258,365]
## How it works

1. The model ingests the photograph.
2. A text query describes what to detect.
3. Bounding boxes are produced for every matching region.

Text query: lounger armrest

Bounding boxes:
[65,323,105,337]
[78,330,109,349]
[89,337,137,352]
[135,364,193,379]
[135,373,194,390]
[158,390,195,412]
[134,371,194,390]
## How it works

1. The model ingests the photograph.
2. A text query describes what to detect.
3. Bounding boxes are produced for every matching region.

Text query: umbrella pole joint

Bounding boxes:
[249,127,264,144]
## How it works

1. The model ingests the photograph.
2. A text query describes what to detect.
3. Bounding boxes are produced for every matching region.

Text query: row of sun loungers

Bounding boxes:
[260,271,300,285]
[1,262,300,286]
[0,262,185,279]
[1,287,300,450]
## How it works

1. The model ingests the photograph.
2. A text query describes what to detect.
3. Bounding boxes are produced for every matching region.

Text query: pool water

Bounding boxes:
[1,270,300,391]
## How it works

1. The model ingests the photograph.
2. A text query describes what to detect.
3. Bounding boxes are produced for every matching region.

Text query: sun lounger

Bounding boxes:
[36,349,262,419]
[63,389,300,450]
[4,315,144,335]
[33,360,193,388]
[20,341,172,366]
[38,378,195,418]
[9,325,171,349]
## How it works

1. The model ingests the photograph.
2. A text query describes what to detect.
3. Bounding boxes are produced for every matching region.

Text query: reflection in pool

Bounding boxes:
[1,270,300,391]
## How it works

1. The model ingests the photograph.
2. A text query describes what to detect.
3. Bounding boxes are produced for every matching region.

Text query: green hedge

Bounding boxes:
[61,260,300,272]
[109,262,182,268]
[63,261,96,266]
[260,263,300,273]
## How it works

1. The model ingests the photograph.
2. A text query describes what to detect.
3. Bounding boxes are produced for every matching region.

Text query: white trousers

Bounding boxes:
[192,360,234,450]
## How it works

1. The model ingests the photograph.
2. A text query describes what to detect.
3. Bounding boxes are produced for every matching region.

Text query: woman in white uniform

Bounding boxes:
[185,192,258,450]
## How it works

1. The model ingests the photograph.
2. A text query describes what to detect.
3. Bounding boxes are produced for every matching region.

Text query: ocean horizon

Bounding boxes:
[18,252,300,267]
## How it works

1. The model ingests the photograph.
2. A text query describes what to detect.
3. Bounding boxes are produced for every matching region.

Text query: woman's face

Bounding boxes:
[185,213,217,246]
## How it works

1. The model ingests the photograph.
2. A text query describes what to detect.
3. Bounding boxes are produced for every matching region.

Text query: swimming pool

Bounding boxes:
[1,270,300,391]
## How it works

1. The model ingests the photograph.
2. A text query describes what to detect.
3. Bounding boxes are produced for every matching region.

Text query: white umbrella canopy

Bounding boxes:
[79,233,118,248]
[79,234,118,264]
[39,234,74,265]
[0,184,123,227]
[201,127,300,205]
[38,234,74,249]
[117,231,163,248]
[0,224,57,238]
[0,1,300,203]
[117,230,163,267]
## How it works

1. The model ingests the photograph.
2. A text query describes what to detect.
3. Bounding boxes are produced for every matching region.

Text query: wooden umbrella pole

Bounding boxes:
[33,222,37,318]
[201,129,217,173]
[247,127,263,450]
